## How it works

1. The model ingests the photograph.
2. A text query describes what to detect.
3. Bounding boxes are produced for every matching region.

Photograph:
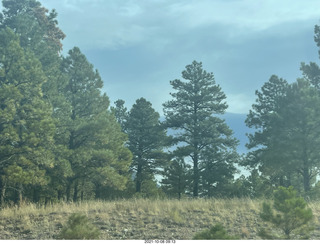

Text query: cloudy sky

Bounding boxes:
[26,0,319,116]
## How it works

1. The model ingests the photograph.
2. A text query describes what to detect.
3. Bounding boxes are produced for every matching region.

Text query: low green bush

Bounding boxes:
[259,186,313,239]
[193,223,239,240]
[58,213,100,240]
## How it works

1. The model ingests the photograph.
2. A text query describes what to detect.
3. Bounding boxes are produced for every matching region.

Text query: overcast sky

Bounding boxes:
[18,1,320,114]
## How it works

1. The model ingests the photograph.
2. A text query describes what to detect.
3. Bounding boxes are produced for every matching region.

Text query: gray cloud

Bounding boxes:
[6,0,320,114]
[40,0,320,50]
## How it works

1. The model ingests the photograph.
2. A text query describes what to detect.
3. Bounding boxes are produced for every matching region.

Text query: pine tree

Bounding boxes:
[0,0,133,203]
[0,28,55,204]
[163,61,238,197]
[245,75,320,193]
[60,47,131,201]
[244,75,290,186]
[0,0,71,202]
[111,99,128,132]
[161,158,190,199]
[0,0,65,56]
[126,98,169,193]
[278,80,320,192]
[259,186,313,239]
[201,141,238,197]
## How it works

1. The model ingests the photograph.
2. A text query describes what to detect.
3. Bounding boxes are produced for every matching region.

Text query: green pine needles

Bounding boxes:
[193,223,239,240]
[58,213,100,240]
[259,186,313,240]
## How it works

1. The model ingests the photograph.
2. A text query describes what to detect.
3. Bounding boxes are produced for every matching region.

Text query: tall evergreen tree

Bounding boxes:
[163,61,238,197]
[0,0,67,98]
[245,75,320,193]
[0,0,65,56]
[60,47,131,201]
[0,0,71,202]
[161,158,190,199]
[0,0,133,203]
[111,99,128,132]
[126,98,168,193]
[0,28,55,204]
[278,80,320,192]
[244,75,290,186]
[200,132,238,197]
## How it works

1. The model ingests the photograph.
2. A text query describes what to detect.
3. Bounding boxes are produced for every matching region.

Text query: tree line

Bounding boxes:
[1,0,320,205]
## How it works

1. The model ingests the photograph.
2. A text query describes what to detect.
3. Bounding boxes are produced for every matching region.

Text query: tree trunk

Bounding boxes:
[302,147,311,193]
[193,100,199,198]
[136,162,142,193]
[81,180,85,201]
[73,180,78,202]
[66,180,72,202]
[178,176,181,200]
[303,166,310,193]
[193,152,199,197]
[1,178,6,207]
[33,186,40,203]
[45,197,50,206]
[57,189,63,201]
[95,183,101,199]
[136,178,142,193]
[18,183,23,206]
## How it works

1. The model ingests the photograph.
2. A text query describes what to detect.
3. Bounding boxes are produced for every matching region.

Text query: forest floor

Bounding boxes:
[0,198,320,240]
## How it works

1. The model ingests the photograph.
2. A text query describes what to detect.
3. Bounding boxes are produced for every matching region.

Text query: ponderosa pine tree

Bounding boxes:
[245,74,320,193]
[0,0,69,133]
[0,0,72,202]
[200,134,238,197]
[111,99,128,132]
[297,24,320,193]
[126,98,169,193]
[0,0,133,203]
[0,0,65,57]
[161,158,190,199]
[246,25,320,193]
[0,28,55,204]
[245,75,290,186]
[277,80,320,193]
[0,0,68,133]
[163,61,238,197]
[61,47,131,201]
[0,0,67,100]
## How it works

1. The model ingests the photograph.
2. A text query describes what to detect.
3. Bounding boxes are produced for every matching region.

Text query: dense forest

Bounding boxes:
[1,0,320,206]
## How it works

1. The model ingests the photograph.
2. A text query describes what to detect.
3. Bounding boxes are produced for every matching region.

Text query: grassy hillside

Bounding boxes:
[0,198,320,240]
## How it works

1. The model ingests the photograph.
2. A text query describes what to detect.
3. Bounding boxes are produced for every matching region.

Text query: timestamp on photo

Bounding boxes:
[144,240,177,244]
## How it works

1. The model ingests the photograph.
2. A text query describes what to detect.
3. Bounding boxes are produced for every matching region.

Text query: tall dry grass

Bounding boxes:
[0,198,262,218]
[0,198,319,239]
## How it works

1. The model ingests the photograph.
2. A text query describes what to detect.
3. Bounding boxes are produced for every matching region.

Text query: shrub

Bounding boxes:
[58,213,100,240]
[193,223,239,240]
[168,208,184,224]
[259,186,313,240]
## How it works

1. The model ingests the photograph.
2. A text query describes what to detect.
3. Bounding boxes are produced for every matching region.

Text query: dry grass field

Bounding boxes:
[0,198,320,240]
